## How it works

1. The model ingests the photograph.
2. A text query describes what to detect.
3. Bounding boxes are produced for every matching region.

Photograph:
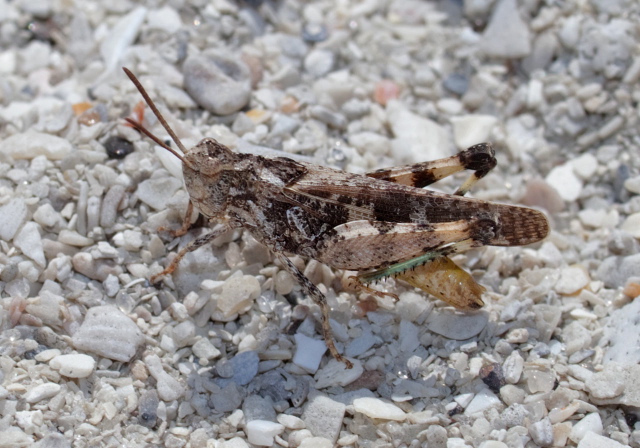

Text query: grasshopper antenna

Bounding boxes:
[122,67,190,166]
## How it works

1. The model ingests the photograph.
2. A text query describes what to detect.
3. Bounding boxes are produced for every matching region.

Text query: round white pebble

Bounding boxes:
[50,354,96,378]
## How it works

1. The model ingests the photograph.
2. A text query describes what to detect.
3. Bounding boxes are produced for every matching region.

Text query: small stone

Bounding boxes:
[596,254,640,288]
[302,395,346,444]
[14,221,46,267]
[520,179,565,213]
[572,153,598,179]
[192,338,221,361]
[72,306,144,362]
[218,274,261,317]
[503,351,524,384]
[211,383,243,413]
[147,6,182,33]
[0,130,72,160]
[227,351,260,386]
[450,115,498,149]
[345,327,376,357]
[314,358,363,389]
[529,417,554,446]
[24,383,61,403]
[555,266,590,295]
[352,397,406,421]
[136,176,182,211]
[104,136,134,159]
[245,420,284,447]
[464,389,501,415]
[277,414,305,430]
[0,198,29,241]
[304,49,334,77]
[58,230,94,247]
[49,354,96,378]
[145,354,185,402]
[387,100,452,163]
[100,185,126,228]
[72,253,121,281]
[576,432,628,448]
[570,413,603,443]
[426,309,489,340]
[624,175,640,194]
[293,333,328,373]
[546,162,583,201]
[33,203,60,228]
[585,365,625,399]
[480,0,531,58]
[0,428,33,447]
[374,80,400,106]
[621,213,640,238]
[138,390,159,428]
[183,53,252,115]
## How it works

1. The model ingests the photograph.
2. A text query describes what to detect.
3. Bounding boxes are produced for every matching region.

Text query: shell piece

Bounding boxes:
[72,306,144,362]
[395,256,485,310]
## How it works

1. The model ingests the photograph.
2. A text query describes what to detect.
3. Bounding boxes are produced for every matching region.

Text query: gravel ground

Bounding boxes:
[1,0,640,447]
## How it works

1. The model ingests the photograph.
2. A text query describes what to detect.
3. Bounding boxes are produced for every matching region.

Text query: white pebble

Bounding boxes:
[192,338,221,361]
[529,417,554,446]
[33,203,60,228]
[293,333,327,373]
[503,350,524,384]
[314,358,363,389]
[451,114,498,149]
[387,100,452,163]
[585,365,625,399]
[570,413,603,443]
[218,274,261,317]
[546,162,583,201]
[621,213,640,238]
[136,177,183,211]
[276,414,305,430]
[0,130,72,160]
[13,221,46,267]
[572,153,598,179]
[0,198,28,241]
[147,6,182,33]
[24,383,61,403]
[301,395,345,443]
[624,175,640,194]
[352,397,406,421]
[464,389,501,415]
[555,266,590,295]
[304,49,335,78]
[245,420,284,447]
[576,432,628,448]
[49,354,96,378]
[72,306,144,362]
[0,428,33,447]
[145,354,185,402]
[58,229,94,247]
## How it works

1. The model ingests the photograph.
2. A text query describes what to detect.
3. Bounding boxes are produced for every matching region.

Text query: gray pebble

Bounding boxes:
[138,389,159,428]
[243,394,276,422]
[211,383,243,413]
[230,350,260,386]
[100,185,126,229]
[183,53,252,115]
[596,253,640,288]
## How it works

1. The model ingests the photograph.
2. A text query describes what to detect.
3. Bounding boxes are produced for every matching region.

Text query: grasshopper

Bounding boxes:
[122,68,549,368]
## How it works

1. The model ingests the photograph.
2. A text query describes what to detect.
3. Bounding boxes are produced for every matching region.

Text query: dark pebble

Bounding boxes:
[104,136,134,159]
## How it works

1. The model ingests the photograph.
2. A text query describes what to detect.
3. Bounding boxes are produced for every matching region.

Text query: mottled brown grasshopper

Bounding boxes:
[123,68,549,368]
